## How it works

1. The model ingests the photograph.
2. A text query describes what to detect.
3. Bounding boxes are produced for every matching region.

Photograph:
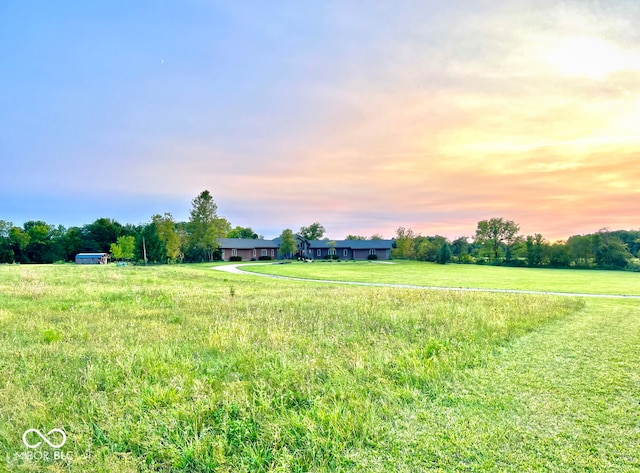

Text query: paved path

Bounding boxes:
[212,263,640,300]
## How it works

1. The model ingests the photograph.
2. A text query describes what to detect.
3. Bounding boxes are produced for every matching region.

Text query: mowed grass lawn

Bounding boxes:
[0,264,637,472]
[243,260,640,296]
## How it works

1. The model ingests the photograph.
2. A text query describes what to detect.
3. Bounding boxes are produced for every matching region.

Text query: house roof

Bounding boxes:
[76,253,108,257]
[217,238,279,249]
[307,239,394,250]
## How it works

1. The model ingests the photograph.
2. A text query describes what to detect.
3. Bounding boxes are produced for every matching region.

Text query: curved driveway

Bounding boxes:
[212,263,640,300]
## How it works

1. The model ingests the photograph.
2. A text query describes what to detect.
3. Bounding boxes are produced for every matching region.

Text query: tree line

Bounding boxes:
[0,191,337,265]
[1,191,239,264]
[392,217,640,271]
[1,193,638,270]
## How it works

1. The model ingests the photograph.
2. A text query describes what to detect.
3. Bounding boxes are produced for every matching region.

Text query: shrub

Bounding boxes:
[258,256,272,261]
[626,260,640,272]
[230,256,243,262]
[367,254,378,260]
[457,254,475,264]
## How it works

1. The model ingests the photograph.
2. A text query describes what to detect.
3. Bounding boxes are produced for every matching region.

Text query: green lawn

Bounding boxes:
[242,260,640,296]
[0,264,637,471]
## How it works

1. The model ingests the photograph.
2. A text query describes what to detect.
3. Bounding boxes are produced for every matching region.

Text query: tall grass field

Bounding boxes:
[0,263,638,471]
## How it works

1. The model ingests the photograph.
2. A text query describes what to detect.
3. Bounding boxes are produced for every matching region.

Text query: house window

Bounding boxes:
[369,249,376,256]
[261,249,267,256]
[253,249,256,257]
[221,250,225,259]
[317,249,321,257]
[328,248,336,256]
[271,249,274,257]
[232,249,238,257]
[343,249,348,257]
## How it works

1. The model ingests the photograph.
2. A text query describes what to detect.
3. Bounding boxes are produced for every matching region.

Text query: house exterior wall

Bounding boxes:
[308,246,392,260]
[218,237,393,261]
[353,248,391,260]
[220,247,277,261]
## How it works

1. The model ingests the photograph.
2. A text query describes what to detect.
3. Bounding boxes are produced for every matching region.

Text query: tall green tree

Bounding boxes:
[186,190,229,262]
[84,218,124,253]
[392,226,416,259]
[525,234,545,266]
[24,221,61,263]
[110,235,135,262]
[0,220,14,263]
[548,241,571,267]
[451,236,469,257]
[278,228,297,259]
[415,237,435,261]
[594,231,632,269]
[9,227,30,262]
[474,218,520,261]
[152,213,182,263]
[436,242,452,264]
[58,226,85,261]
[298,222,325,241]
[136,223,165,264]
[110,241,123,261]
[566,234,594,267]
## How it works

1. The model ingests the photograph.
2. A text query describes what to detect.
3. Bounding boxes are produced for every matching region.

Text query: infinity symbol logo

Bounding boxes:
[22,428,67,449]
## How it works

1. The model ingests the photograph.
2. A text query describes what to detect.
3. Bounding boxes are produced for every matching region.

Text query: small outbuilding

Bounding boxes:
[75,253,109,265]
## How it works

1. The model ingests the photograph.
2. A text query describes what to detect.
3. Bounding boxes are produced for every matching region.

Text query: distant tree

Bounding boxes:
[84,218,124,253]
[152,213,182,263]
[415,237,435,261]
[110,241,123,261]
[136,223,165,264]
[392,226,417,259]
[609,229,640,257]
[451,236,469,257]
[24,221,61,263]
[503,229,523,264]
[228,226,260,239]
[369,234,384,240]
[548,241,571,268]
[594,230,632,269]
[278,228,296,259]
[9,227,30,262]
[58,226,85,261]
[566,234,594,267]
[298,222,325,241]
[345,235,367,240]
[474,218,520,261]
[0,220,14,263]
[436,242,452,264]
[186,190,228,262]
[525,234,545,266]
[111,235,135,262]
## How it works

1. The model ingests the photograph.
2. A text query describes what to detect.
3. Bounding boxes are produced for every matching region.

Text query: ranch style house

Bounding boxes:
[217,236,394,261]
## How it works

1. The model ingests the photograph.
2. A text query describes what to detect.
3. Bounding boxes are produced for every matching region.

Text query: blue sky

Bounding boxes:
[2,1,639,239]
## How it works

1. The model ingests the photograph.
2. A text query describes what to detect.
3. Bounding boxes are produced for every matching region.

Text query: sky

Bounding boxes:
[1,1,639,240]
